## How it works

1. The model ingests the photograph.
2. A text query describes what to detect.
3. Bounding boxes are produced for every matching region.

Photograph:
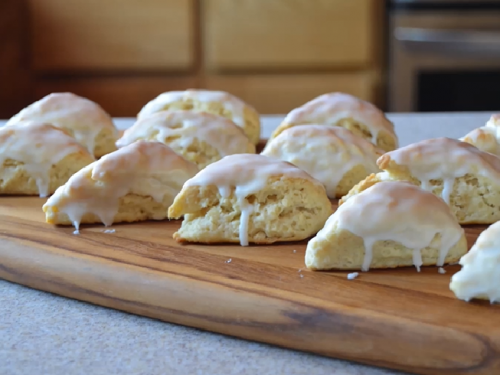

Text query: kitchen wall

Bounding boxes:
[0,0,385,118]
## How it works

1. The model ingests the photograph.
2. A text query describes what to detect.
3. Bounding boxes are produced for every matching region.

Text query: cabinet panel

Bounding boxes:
[35,76,199,117]
[205,73,374,114]
[203,0,375,71]
[0,0,32,118]
[30,0,195,71]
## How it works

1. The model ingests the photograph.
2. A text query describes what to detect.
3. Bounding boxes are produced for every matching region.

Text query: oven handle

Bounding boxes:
[395,27,500,57]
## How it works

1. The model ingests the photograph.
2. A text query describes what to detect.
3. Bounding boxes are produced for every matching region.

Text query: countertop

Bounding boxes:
[0,112,495,375]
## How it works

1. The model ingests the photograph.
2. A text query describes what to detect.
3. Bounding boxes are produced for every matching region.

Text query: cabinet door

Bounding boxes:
[203,0,375,71]
[30,0,195,72]
[205,73,374,114]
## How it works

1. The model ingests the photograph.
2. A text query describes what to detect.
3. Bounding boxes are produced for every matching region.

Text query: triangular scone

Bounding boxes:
[461,114,500,156]
[340,137,500,224]
[0,121,94,197]
[269,92,398,152]
[7,92,119,157]
[262,125,384,198]
[116,110,256,169]
[306,181,467,271]
[137,89,261,145]
[43,141,199,231]
[168,154,332,245]
[450,221,500,303]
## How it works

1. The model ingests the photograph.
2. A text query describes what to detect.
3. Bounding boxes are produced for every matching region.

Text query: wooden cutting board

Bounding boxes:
[0,196,499,375]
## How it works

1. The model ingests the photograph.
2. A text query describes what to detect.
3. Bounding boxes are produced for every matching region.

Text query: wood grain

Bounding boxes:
[1,197,498,375]
[202,0,376,71]
[29,0,195,71]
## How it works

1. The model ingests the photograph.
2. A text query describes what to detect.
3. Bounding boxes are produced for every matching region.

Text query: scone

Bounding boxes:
[43,141,199,231]
[168,154,332,245]
[116,110,256,169]
[340,137,500,224]
[7,92,119,157]
[137,89,261,145]
[450,221,500,303]
[306,181,467,271]
[269,92,398,152]
[0,121,95,197]
[461,114,500,156]
[261,125,384,198]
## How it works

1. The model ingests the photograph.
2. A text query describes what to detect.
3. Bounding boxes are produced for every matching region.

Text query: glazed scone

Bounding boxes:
[306,181,467,271]
[6,92,119,157]
[261,125,384,198]
[116,110,256,169]
[0,121,95,197]
[43,141,199,231]
[340,137,500,224]
[461,114,500,156]
[168,154,332,245]
[269,92,398,152]
[137,89,261,145]
[450,221,500,303]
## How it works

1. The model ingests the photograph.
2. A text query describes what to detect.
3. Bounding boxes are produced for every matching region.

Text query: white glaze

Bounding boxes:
[460,114,500,155]
[183,154,325,246]
[117,110,252,161]
[6,92,118,154]
[385,137,500,205]
[0,121,92,197]
[281,92,397,146]
[137,90,248,130]
[347,272,359,280]
[309,181,464,271]
[450,220,500,303]
[44,141,199,229]
[262,125,383,198]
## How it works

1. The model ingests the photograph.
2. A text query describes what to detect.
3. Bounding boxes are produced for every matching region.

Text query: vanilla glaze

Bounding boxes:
[0,121,93,197]
[183,154,325,246]
[117,110,253,160]
[279,92,397,146]
[308,181,464,271]
[6,92,118,155]
[381,137,500,205]
[137,90,248,131]
[262,125,383,197]
[43,141,198,230]
[450,220,500,303]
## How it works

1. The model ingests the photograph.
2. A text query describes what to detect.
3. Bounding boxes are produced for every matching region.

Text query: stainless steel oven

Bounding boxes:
[388,0,500,112]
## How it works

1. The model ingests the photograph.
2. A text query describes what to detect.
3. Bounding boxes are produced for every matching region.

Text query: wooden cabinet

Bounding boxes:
[30,0,195,71]
[203,0,375,71]
[0,0,384,118]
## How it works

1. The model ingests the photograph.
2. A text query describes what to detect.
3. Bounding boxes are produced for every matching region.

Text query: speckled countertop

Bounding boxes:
[0,112,495,375]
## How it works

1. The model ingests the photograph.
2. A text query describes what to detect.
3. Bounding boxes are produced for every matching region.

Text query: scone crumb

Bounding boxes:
[347,272,359,280]
[225,258,232,264]
[298,269,302,273]
[299,274,304,278]
[103,229,116,234]
[293,249,297,253]
[438,267,446,274]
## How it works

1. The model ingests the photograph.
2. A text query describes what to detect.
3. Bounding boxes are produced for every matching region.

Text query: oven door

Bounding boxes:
[388,10,500,112]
